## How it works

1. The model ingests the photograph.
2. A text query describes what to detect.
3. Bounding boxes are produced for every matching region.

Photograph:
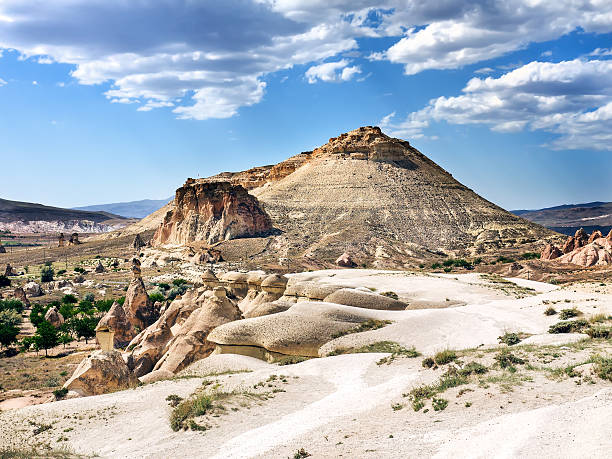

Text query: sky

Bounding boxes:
[0,1,611,211]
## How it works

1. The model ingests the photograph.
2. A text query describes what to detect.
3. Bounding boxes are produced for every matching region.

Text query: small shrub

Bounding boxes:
[521,252,540,260]
[589,313,608,324]
[293,449,311,459]
[40,266,54,282]
[172,278,188,287]
[157,283,171,291]
[83,293,95,303]
[559,308,581,320]
[585,326,611,339]
[443,267,452,273]
[61,294,78,305]
[422,357,435,368]
[73,267,86,274]
[56,269,66,276]
[494,349,525,370]
[53,388,68,399]
[165,394,183,407]
[498,332,522,346]
[275,355,309,366]
[432,397,448,411]
[431,263,442,269]
[459,362,488,376]
[391,403,403,411]
[496,256,515,264]
[548,319,589,334]
[433,349,457,365]
[544,307,557,316]
[591,355,612,382]
[148,291,166,304]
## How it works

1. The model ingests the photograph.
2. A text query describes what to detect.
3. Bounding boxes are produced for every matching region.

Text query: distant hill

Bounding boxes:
[512,201,612,236]
[0,197,130,233]
[73,198,173,219]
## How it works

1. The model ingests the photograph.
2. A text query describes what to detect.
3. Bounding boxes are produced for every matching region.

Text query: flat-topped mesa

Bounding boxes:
[311,126,411,162]
[152,181,273,247]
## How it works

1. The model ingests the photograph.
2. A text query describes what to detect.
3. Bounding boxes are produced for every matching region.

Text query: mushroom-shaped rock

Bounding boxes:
[261,274,288,294]
[44,306,65,327]
[208,301,384,358]
[243,300,293,318]
[246,271,267,289]
[541,244,562,261]
[63,350,136,396]
[124,274,156,330]
[324,288,407,310]
[94,261,105,273]
[24,281,43,297]
[97,301,136,348]
[220,271,249,298]
[335,252,356,268]
[201,270,219,289]
[13,287,29,307]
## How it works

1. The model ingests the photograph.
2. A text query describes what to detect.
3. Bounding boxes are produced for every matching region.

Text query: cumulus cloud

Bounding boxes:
[305,59,361,83]
[1,1,612,121]
[0,77,6,86]
[381,59,612,151]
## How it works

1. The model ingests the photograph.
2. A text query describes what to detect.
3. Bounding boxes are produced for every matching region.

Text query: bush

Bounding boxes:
[83,293,95,303]
[73,267,86,274]
[544,307,557,316]
[521,252,540,260]
[0,299,24,313]
[53,388,69,399]
[170,393,213,431]
[157,283,171,291]
[149,291,166,304]
[95,299,114,312]
[167,285,187,301]
[0,275,11,287]
[56,269,66,276]
[585,326,611,339]
[592,355,612,382]
[431,263,442,269]
[559,308,581,320]
[496,256,515,264]
[494,349,525,370]
[498,332,522,346]
[548,319,589,334]
[433,349,457,365]
[172,278,188,287]
[432,397,448,411]
[61,294,78,304]
[459,361,488,376]
[40,266,54,282]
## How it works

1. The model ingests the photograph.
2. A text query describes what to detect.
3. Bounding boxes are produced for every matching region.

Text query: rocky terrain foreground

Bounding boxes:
[1,270,610,458]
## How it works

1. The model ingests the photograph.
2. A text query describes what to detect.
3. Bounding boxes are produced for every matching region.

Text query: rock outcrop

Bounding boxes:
[152,181,273,247]
[208,301,382,359]
[94,261,105,273]
[336,252,356,268]
[13,287,29,307]
[127,285,241,377]
[96,301,135,347]
[123,259,157,330]
[133,233,146,250]
[44,306,65,327]
[63,350,136,396]
[24,281,43,297]
[542,229,612,267]
[541,243,562,260]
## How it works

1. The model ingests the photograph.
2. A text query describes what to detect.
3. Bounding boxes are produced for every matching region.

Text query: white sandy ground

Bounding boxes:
[1,271,611,458]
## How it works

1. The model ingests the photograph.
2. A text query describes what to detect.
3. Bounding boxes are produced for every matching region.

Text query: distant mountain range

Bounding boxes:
[73,197,173,219]
[0,197,130,233]
[512,201,612,236]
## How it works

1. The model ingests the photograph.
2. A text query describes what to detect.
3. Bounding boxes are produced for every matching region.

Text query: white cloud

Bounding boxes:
[382,59,612,151]
[32,80,38,85]
[0,77,6,86]
[590,47,612,56]
[474,67,494,74]
[305,59,361,83]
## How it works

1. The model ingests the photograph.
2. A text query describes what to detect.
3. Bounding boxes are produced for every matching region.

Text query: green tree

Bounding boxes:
[58,333,73,348]
[41,265,54,282]
[73,317,97,344]
[61,294,78,304]
[0,310,21,349]
[34,320,59,357]
[29,303,47,327]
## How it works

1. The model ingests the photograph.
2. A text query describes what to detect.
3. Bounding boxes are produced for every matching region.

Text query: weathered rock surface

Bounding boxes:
[243,300,293,318]
[44,306,65,327]
[336,252,356,267]
[324,288,407,310]
[63,350,136,396]
[123,258,157,330]
[541,243,562,260]
[561,228,589,254]
[24,281,43,297]
[13,287,29,307]
[207,301,381,357]
[96,301,135,347]
[152,180,273,246]
[94,261,105,273]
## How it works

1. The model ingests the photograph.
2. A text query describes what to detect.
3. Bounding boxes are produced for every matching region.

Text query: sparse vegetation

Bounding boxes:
[559,308,582,320]
[544,307,557,316]
[548,319,590,334]
[494,349,526,371]
[521,252,540,260]
[380,291,399,300]
[327,341,419,364]
[497,332,522,346]
[331,319,392,339]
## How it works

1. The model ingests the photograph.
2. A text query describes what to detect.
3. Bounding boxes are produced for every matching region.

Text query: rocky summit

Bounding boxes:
[149,126,554,267]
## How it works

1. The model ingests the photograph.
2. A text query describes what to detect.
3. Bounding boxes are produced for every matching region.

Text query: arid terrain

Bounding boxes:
[0,127,610,458]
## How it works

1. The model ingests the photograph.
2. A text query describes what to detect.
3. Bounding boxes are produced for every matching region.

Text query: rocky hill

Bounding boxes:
[513,201,612,236]
[150,126,556,267]
[0,197,130,233]
[73,197,173,219]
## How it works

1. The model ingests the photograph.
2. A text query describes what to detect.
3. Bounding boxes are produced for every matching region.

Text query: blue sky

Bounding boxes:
[0,1,611,211]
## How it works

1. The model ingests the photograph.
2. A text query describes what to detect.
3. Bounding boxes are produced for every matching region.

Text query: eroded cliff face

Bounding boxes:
[152,181,273,246]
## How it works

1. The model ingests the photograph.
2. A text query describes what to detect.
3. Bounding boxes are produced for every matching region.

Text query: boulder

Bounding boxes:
[24,281,43,297]
[208,301,382,358]
[44,306,65,327]
[541,243,562,260]
[94,261,105,273]
[152,288,242,374]
[96,301,136,348]
[63,350,136,396]
[237,271,267,312]
[335,252,356,267]
[324,288,407,310]
[13,287,29,307]
[55,279,73,289]
[151,181,273,246]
